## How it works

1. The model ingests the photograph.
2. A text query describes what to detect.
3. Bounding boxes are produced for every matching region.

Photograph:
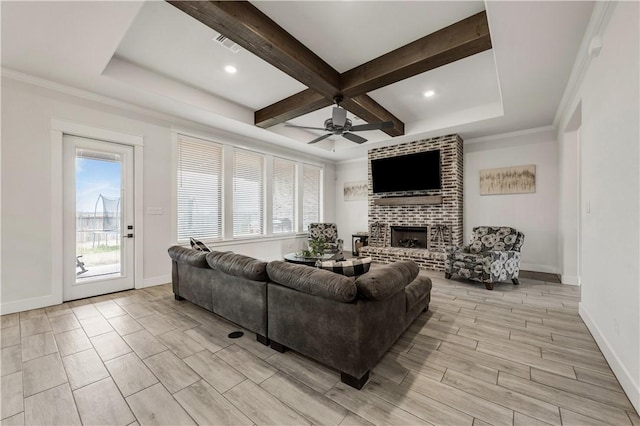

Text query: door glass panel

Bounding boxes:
[75,148,122,282]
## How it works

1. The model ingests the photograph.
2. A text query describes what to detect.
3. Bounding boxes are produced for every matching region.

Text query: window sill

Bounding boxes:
[177,233,307,248]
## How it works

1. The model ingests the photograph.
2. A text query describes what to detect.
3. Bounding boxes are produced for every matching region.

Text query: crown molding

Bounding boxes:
[0,67,337,165]
[553,1,615,131]
[464,125,555,145]
[336,156,368,165]
[0,67,178,124]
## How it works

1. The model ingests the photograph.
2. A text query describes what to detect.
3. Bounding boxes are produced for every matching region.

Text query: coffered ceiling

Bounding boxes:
[1,1,594,161]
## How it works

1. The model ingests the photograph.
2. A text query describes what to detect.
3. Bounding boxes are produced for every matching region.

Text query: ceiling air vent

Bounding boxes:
[212,32,241,53]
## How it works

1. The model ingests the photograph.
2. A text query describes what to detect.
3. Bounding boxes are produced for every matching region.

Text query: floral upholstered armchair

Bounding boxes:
[308,223,344,254]
[445,226,525,290]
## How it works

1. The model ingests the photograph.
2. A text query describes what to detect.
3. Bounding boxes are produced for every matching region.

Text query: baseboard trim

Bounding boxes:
[1,275,171,314]
[561,275,580,286]
[520,263,559,274]
[579,302,640,413]
[1,293,62,315]
[140,275,171,289]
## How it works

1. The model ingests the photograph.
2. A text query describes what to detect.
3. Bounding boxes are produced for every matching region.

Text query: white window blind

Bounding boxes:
[272,158,296,234]
[176,135,223,242]
[302,164,322,231]
[233,149,264,237]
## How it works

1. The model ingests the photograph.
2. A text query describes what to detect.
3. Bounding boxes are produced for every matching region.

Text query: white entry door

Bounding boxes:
[63,135,135,300]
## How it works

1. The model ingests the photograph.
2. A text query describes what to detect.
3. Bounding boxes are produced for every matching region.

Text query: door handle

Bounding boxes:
[123,234,134,238]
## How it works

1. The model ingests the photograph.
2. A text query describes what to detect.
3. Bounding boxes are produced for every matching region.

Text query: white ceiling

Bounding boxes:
[1,1,594,162]
[114,1,307,110]
[252,1,486,73]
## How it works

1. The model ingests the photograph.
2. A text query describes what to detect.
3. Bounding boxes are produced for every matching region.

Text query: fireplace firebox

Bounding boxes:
[390,226,428,249]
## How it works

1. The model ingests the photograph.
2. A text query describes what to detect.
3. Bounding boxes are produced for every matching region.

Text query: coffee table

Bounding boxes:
[283,252,344,266]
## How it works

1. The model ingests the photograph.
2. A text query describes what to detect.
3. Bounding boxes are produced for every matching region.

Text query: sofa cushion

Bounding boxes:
[206,251,268,282]
[316,257,372,277]
[168,246,209,268]
[190,237,211,252]
[355,261,419,301]
[470,226,520,253]
[266,261,356,303]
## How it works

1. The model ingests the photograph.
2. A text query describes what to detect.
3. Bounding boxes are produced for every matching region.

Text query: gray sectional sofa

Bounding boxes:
[168,246,432,389]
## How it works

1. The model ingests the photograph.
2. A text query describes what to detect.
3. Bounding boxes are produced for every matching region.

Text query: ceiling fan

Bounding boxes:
[285,96,394,144]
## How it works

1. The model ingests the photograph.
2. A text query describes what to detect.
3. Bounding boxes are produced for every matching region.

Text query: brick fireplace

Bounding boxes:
[361,134,463,271]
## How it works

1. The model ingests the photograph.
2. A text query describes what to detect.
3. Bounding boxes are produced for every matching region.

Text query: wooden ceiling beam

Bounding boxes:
[342,96,404,137]
[169,3,491,138]
[255,89,332,129]
[341,11,492,96]
[167,1,405,137]
[252,10,491,134]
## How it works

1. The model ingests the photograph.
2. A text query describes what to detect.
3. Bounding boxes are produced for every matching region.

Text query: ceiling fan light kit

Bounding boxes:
[285,96,394,144]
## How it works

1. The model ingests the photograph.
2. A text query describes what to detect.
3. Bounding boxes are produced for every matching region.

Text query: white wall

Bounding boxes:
[558,126,580,285]
[334,158,369,252]
[1,77,335,313]
[464,128,559,273]
[557,1,640,412]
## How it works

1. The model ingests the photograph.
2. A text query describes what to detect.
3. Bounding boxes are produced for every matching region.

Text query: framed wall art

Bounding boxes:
[480,165,536,195]
[344,181,368,201]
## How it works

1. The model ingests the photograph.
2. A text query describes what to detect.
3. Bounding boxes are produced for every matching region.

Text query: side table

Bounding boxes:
[352,233,369,256]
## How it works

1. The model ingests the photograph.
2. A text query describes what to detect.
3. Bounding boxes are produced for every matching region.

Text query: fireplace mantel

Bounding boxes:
[373,195,442,206]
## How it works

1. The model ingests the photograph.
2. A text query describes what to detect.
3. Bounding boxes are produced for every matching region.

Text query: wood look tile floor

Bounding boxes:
[1,272,639,426]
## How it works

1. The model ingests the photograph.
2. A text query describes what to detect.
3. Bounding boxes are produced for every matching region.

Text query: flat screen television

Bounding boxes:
[371,150,441,193]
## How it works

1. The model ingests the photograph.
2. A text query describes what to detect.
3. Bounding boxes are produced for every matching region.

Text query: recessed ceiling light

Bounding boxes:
[424,90,435,98]
[224,65,237,74]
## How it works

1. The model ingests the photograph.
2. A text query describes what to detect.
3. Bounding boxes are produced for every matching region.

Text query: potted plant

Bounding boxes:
[299,237,328,258]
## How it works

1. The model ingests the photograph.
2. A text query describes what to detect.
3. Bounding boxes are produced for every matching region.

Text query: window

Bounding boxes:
[233,149,265,236]
[176,133,324,241]
[302,164,322,231]
[272,158,296,233]
[176,135,223,241]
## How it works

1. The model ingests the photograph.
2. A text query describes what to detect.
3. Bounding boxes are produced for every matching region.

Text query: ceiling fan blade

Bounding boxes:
[284,124,327,131]
[308,133,333,144]
[332,107,347,127]
[350,121,395,132]
[342,132,367,144]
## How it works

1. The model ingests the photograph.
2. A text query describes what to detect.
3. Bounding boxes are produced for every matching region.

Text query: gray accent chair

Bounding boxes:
[444,226,525,290]
[168,246,270,344]
[265,260,432,389]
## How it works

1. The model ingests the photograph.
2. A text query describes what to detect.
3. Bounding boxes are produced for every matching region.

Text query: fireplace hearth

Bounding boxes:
[391,226,428,249]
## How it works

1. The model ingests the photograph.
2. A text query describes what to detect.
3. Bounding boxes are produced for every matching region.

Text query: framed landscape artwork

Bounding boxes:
[480,165,536,195]
[344,181,368,201]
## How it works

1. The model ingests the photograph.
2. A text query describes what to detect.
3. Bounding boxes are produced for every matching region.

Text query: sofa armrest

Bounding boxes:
[485,250,522,265]
[446,245,473,255]
[167,246,209,268]
[266,261,357,303]
[354,261,419,301]
[206,251,268,281]
[485,250,520,260]
[446,246,460,255]
[405,275,432,312]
